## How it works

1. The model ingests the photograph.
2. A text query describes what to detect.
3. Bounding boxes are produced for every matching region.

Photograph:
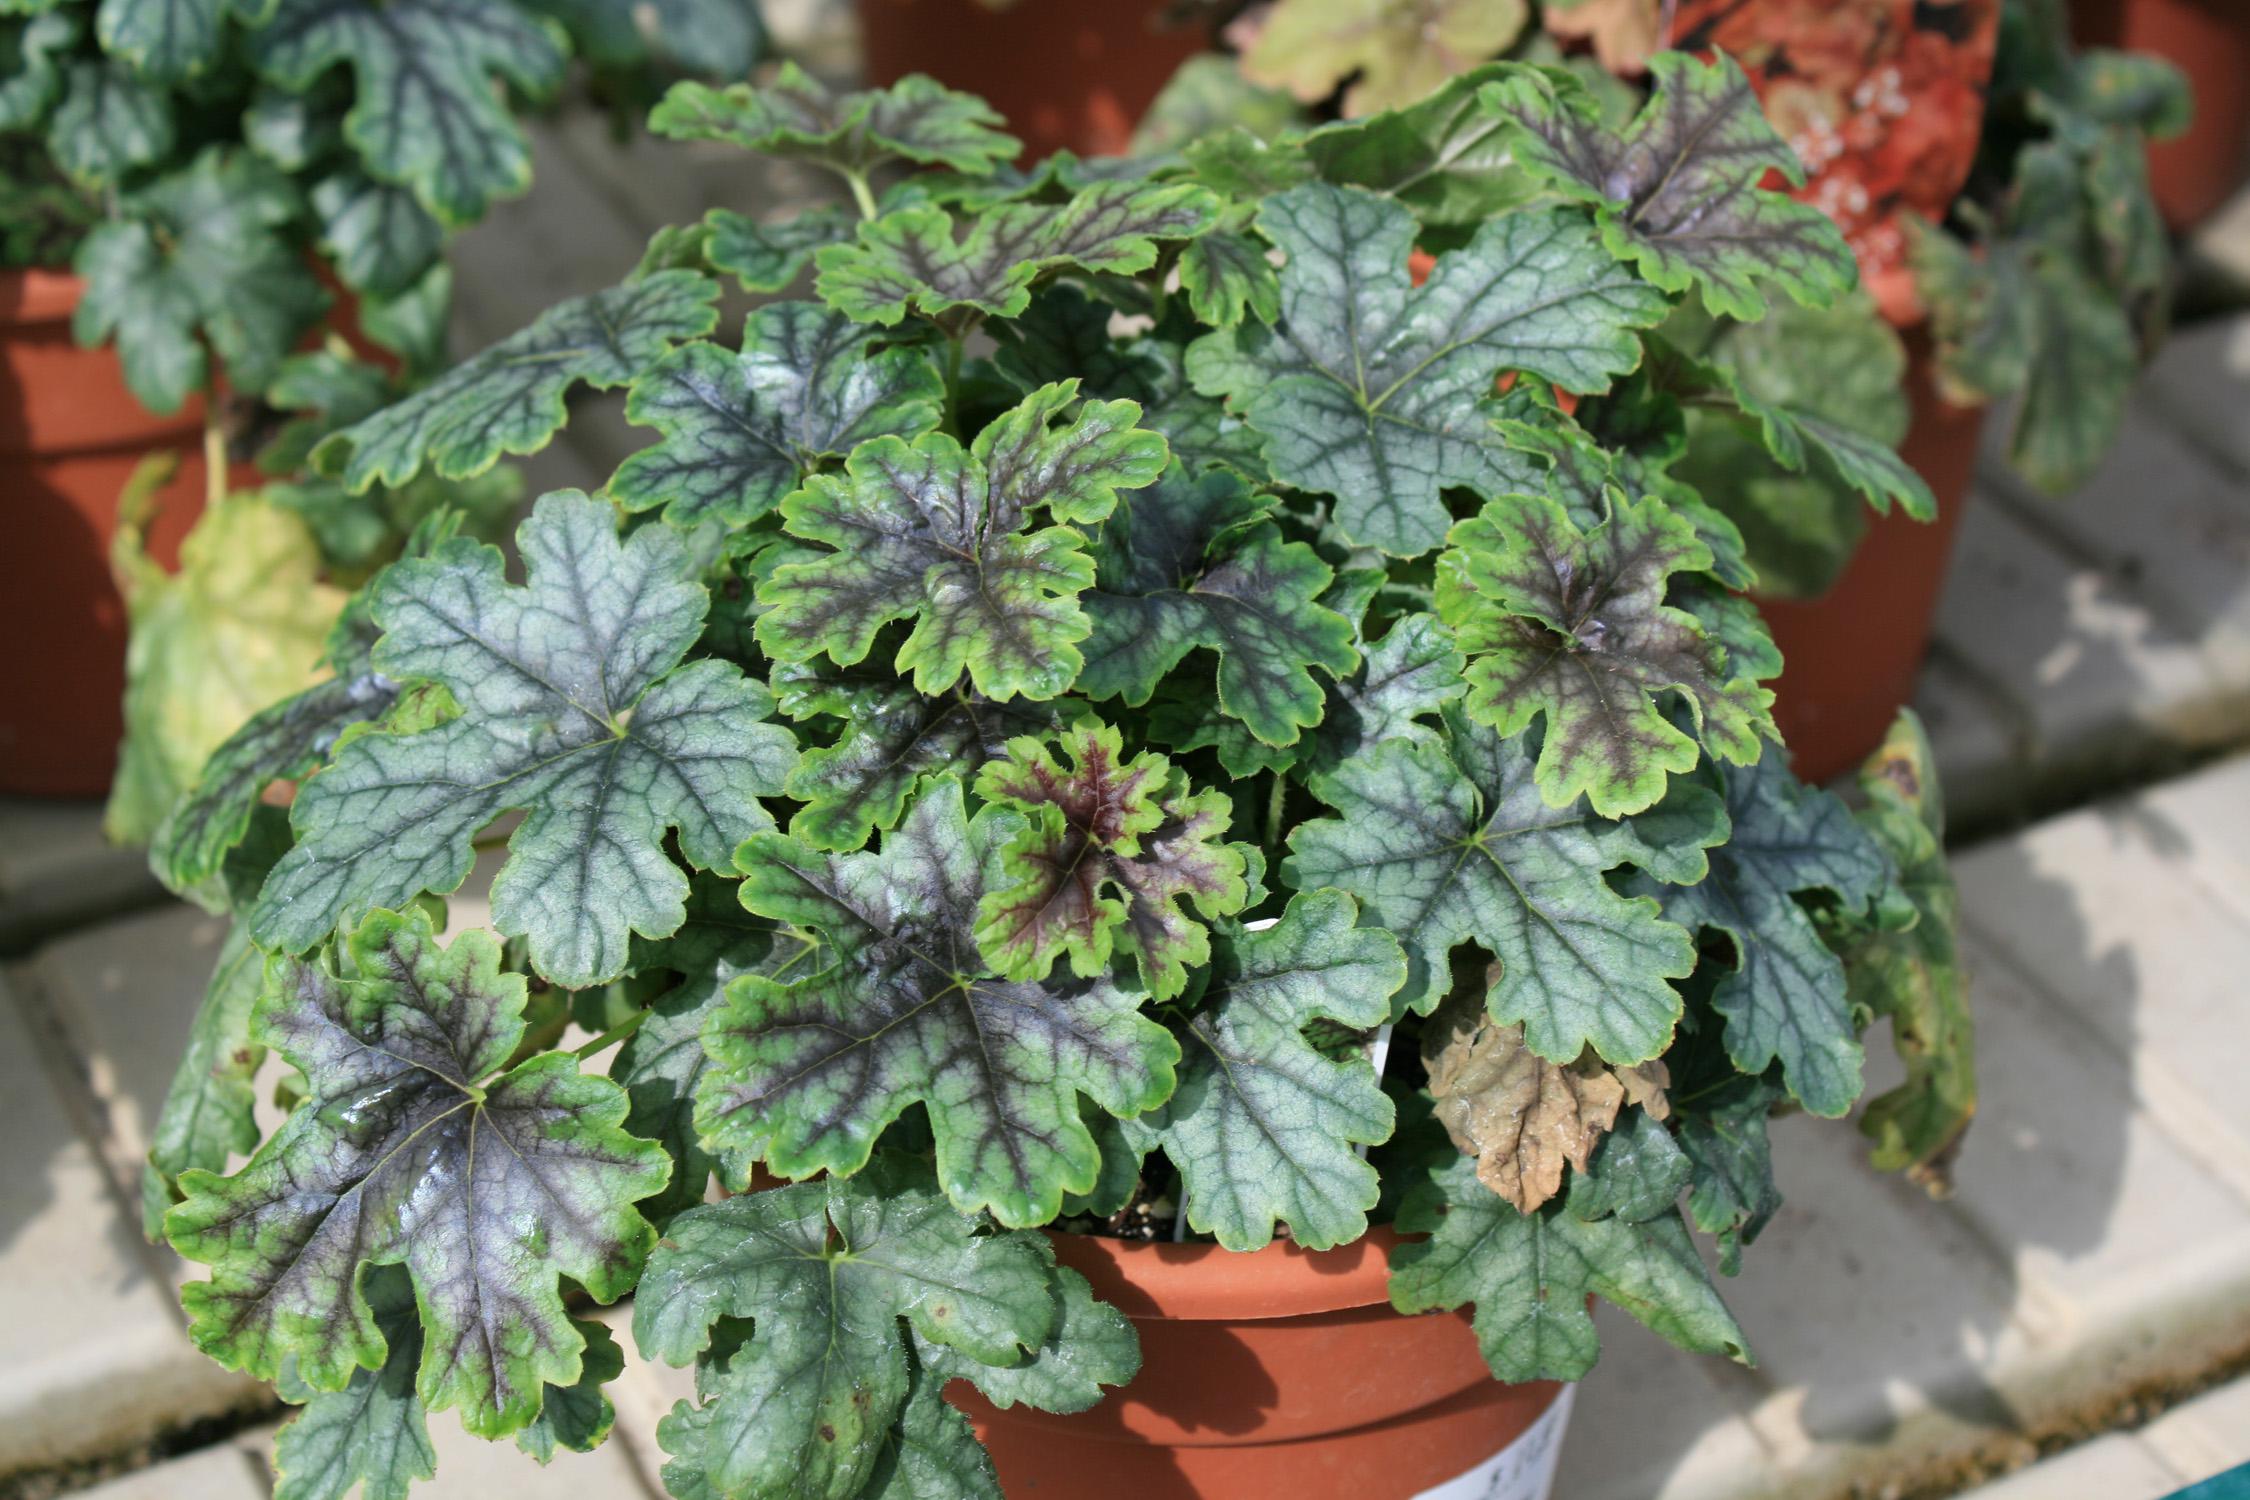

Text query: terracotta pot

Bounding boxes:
[1757,326,1985,785]
[0,269,257,798]
[855,0,1206,160]
[2073,0,2250,231]
[951,1229,1571,1498]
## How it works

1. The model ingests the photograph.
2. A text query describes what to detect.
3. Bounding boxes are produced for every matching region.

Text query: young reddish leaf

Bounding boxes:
[972,721,1252,999]
[1441,489,1776,818]
[1483,54,1856,321]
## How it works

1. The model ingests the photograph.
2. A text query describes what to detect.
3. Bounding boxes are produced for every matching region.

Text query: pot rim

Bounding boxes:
[0,267,84,329]
[1046,1226,1401,1322]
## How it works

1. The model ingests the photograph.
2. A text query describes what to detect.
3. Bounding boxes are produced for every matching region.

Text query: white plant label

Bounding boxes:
[1408,1385,1577,1500]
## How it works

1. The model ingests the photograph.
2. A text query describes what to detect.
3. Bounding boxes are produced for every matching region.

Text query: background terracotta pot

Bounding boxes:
[952,1229,1569,1498]
[856,0,1205,159]
[1757,327,1986,786]
[1664,0,2002,782]
[2072,0,2250,230]
[0,269,252,798]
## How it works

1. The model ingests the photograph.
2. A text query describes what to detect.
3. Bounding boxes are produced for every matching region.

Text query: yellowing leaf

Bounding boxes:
[1541,0,1661,76]
[1241,0,1530,118]
[106,479,344,845]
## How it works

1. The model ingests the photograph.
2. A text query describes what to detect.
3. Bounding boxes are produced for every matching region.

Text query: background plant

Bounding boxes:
[0,0,767,414]
[54,0,772,846]
[141,58,1975,1500]
[1912,0,2189,495]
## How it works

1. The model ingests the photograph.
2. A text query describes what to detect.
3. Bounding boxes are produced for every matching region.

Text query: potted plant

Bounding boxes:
[0,0,766,796]
[2072,0,2248,228]
[143,60,1974,1499]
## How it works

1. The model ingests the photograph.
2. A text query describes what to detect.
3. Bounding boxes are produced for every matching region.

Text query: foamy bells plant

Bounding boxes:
[142,57,1975,1500]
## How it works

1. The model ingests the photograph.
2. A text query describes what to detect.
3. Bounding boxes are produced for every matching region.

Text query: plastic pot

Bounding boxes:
[952,1229,1573,1499]
[1757,326,1985,786]
[2073,0,2250,231]
[855,0,1205,160]
[0,268,252,798]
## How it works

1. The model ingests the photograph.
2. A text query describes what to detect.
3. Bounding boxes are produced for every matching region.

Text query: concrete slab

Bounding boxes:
[0,797,162,951]
[0,973,261,1479]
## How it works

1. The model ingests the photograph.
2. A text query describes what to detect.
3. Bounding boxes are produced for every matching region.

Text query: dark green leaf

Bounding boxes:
[249,492,798,987]
[1136,890,1403,1250]
[1079,463,1357,748]
[312,171,444,298]
[699,780,1180,1226]
[1299,63,1534,226]
[651,63,1018,182]
[1285,712,1714,1060]
[815,179,1222,326]
[611,302,944,529]
[615,874,788,1226]
[94,0,240,80]
[73,149,327,413]
[46,58,173,186]
[1176,220,1279,329]
[247,0,567,224]
[704,203,858,292]
[270,1266,437,1500]
[1567,1106,1690,1224]
[317,269,719,491]
[1635,747,1887,1118]
[773,661,1067,853]
[170,907,670,1435]
[633,1159,1055,1500]
[1677,1072,1784,1275]
[1187,182,1666,556]
[0,10,77,132]
[1390,1154,1748,1382]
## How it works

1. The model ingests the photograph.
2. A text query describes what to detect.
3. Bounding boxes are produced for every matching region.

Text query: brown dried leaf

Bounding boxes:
[1424,987,1652,1213]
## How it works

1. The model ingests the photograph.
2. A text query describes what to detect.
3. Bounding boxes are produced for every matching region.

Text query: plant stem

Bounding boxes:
[940,329,965,436]
[841,168,879,222]
[1263,769,1286,853]
[573,1007,649,1061]
[203,402,227,509]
